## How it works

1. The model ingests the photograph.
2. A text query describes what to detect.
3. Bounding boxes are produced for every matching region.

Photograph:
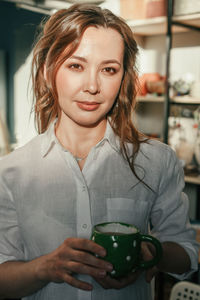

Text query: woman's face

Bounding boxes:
[55,26,124,128]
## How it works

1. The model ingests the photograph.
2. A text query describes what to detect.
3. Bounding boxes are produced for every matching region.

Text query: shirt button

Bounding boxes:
[82,186,86,192]
[82,224,87,229]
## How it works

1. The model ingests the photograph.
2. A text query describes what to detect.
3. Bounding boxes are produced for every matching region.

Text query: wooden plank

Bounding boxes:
[185,175,200,185]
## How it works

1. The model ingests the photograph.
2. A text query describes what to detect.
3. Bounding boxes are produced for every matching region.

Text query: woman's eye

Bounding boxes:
[69,64,82,71]
[103,67,116,74]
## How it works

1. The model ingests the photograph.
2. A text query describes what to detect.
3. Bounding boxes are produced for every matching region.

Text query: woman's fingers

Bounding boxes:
[65,238,106,257]
[68,248,113,271]
[62,272,93,291]
[60,238,113,275]
[141,242,154,260]
[141,241,159,283]
[145,266,159,283]
[41,237,113,289]
[64,261,108,278]
[92,241,160,290]
[94,269,142,289]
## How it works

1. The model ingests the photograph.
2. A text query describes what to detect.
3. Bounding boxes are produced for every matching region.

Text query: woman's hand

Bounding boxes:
[36,237,113,291]
[141,242,159,283]
[93,241,159,289]
[93,269,143,289]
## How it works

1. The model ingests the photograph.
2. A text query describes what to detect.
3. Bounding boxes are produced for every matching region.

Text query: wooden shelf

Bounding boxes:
[127,16,167,36]
[173,13,200,28]
[127,14,200,36]
[185,175,200,185]
[171,96,200,104]
[137,95,200,104]
[137,95,164,102]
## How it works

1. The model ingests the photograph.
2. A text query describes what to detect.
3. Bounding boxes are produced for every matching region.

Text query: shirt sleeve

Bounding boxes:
[150,147,199,279]
[0,173,24,264]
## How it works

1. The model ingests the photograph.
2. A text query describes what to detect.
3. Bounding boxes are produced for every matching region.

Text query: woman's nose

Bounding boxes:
[83,70,100,94]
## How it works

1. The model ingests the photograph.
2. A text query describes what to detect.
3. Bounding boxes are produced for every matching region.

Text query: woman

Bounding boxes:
[0,4,198,300]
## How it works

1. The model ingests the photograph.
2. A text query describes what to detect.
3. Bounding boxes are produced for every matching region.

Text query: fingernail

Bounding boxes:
[99,270,106,277]
[106,264,113,271]
[99,250,106,257]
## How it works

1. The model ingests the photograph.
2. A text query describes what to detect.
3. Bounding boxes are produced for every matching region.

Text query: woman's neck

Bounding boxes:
[55,117,107,158]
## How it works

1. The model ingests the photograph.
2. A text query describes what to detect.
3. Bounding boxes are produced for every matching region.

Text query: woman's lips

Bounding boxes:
[77,101,100,111]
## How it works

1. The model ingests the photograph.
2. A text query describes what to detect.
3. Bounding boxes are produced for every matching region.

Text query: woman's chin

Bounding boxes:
[74,116,106,128]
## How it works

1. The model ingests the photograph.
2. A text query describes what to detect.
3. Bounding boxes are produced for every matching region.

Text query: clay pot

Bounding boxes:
[146,0,167,18]
[138,73,162,96]
[146,80,166,95]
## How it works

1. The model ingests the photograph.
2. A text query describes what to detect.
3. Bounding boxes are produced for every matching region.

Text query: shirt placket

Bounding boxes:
[65,153,92,300]
[75,174,92,238]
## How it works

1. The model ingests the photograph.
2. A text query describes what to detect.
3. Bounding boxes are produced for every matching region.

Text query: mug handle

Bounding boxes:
[138,234,163,269]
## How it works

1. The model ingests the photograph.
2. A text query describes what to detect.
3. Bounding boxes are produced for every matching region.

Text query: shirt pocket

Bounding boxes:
[106,197,150,232]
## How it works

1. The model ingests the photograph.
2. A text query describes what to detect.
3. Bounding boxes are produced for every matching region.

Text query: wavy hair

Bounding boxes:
[32,3,148,182]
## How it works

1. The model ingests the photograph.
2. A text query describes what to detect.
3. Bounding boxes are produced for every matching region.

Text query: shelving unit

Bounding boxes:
[131,2,200,294]
[166,7,200,292]
[131,1,200,227]
[130,7,200,145]
[164,0,200,144]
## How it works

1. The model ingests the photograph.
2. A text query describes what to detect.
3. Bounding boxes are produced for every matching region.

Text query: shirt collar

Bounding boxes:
[98,119,121,153]
[41,120,57,157]
[41,118,121,157]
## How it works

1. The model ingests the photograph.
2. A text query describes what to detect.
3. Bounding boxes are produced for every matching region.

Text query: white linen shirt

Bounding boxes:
[0,121,198,300]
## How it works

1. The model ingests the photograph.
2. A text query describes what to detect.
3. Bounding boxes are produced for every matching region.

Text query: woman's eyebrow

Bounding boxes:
[70,55,87,62]
[69,55,121,66]
[101,59,121,66]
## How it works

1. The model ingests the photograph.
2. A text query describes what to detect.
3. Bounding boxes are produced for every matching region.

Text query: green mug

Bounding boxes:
[91,222,162,278]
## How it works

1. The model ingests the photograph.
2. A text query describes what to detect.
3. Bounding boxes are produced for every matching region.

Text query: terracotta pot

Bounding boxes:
[138,73,161,96]
[146,0,167,18]
[146,80,166,95]
[120,0,146,20]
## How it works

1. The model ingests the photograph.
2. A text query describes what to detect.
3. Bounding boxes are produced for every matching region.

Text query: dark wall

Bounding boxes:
[0,1,44,142]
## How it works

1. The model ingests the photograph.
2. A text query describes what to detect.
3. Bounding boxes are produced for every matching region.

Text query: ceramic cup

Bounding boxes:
[91,222,162,278]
